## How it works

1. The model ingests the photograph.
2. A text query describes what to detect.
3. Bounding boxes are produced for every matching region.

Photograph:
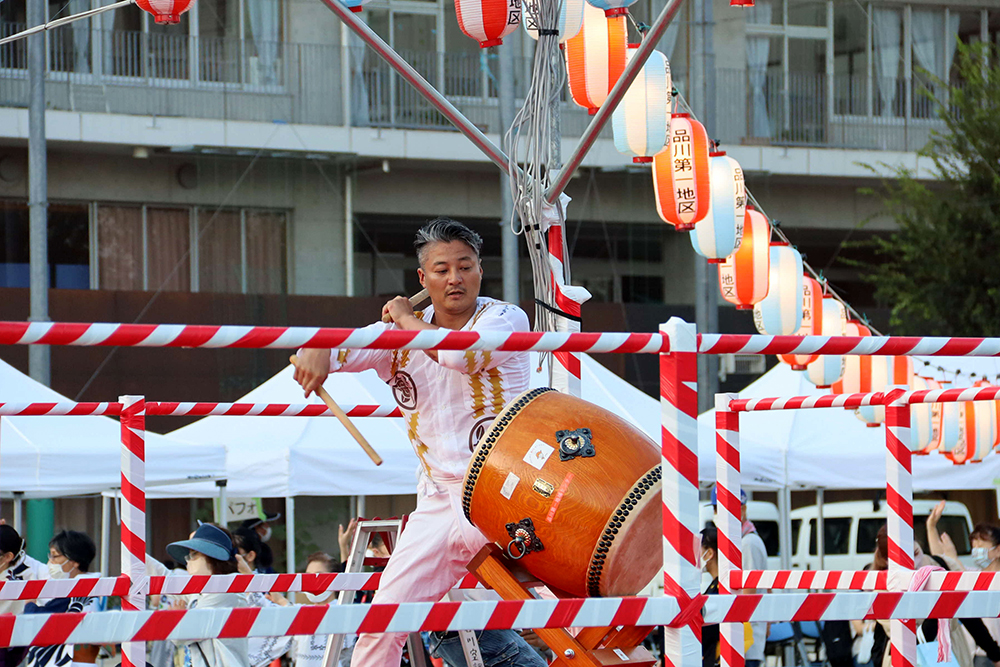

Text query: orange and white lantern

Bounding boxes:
[565,2,627,113]
[966,381,997,463]
[830,321,873,395]
[612,47,671,163]
[855,355,913,427]
[805,296,847,388]
[753,243,803,335]
[653,113,712,230]
[719,208,770,309]
[778,274,823,370]
[911,375,944,455]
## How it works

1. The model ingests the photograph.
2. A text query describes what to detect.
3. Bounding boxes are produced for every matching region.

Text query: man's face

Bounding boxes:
[417,240,483,316]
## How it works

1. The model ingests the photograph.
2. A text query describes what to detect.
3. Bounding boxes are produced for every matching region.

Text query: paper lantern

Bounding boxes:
[719,208,770,309]
[136,0,194,23]
[565,2,627,113]
[830,321,873,395]
[585,0,637,17]
[730,0,755,5]
[967,381,997,463]
[652,114,712,230]
[778,275,823,370]
[612,47,670,164]
[911,376,944,455]
[455,0,522,47]
[940,400,967,463]
[690,152,746,262]
[524,0,584,42]
[804,297,847,389]
[855,356,913,427]
[753,244,803,335]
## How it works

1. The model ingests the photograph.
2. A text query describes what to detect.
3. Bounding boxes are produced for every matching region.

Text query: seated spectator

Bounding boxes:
[23,530,100,667]
[0,524,36,667]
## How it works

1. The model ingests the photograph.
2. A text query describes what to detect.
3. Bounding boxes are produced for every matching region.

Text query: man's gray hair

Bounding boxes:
[414,217,483,266]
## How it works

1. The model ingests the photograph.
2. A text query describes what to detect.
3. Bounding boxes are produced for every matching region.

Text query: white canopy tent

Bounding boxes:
[0,358,227,499]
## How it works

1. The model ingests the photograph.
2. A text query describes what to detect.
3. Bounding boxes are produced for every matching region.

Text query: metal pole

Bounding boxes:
[498,43,519,304]
[0,0,132,46]
[357,495,366,519]
[817,487,825,570]
[13,492,23,533]
[100,494,110,575]
[28,0,49,386]
[695,261,719,413]
[216,480,228,525]
[545,0,688,203]
[320,0,509,172]
[285,496,296,573]
[345,172,355,296]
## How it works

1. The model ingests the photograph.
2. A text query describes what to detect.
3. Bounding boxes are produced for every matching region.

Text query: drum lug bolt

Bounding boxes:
[564,649,575,659]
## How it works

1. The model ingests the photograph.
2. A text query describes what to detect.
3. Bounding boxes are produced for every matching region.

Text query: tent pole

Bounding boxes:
[286,496,296,573]
[100,494,110,575]
[216,480,228,525]
[778,487,791,570]
[817,488,825,570]
[357,495,366,520]
[13,492,23,533]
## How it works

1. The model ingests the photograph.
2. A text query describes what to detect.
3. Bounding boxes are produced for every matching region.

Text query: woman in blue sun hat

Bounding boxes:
[165,523,250,667]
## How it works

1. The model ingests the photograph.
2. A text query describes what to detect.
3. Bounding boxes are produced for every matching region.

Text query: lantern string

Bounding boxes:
[0,0,134,47]
[504,0,568,371]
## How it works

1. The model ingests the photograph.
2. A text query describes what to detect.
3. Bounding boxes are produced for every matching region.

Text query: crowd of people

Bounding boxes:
[700,498,1000,667]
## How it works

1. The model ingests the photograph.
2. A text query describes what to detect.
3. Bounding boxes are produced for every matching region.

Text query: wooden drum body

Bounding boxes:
[462,387,662,598]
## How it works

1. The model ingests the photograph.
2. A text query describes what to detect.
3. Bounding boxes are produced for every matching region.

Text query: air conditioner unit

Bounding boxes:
[718,353,767,382]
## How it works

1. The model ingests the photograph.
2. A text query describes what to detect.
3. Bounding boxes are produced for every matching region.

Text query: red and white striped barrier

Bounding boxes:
[902,385,1000,404]
[661,319,702,667]
[885,398,917,667]
[0,596,681,647]
[9,322,1000,356]
[715,394,745,667]
[729,391,893,412]
[734,569,1000,593]
[0,402,402,418]
[705,590,1000,623]
[120,396,147,667]
[0,322,668,353]
[0,573,483,601]
[546,220,588,397]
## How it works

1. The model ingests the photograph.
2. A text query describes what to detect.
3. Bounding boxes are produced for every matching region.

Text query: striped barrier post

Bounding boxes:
[661,318,701,667]
[715,394,745,667]
[546,220,590,396]
[119,395,147,667]
[886,395,916,667]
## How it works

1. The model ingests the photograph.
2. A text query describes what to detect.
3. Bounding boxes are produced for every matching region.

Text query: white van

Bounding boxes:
[700,500,782,570]
[789,500,974,571]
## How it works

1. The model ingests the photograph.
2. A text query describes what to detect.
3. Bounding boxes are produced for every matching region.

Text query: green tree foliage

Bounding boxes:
[859,42,1000,336]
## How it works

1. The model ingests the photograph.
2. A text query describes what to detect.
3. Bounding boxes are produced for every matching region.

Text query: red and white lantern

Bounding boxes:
[718,208,770,309]
[653,113,712,230]
[455,0,522,47]
[855,355,913,427]
[830,321,873,395]
[136,0,194,24]
[565,2,627,113]
[804,296,847,389]
[778,274,823,370]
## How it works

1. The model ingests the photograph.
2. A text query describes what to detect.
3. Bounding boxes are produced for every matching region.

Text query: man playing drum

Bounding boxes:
[294,218,543,667]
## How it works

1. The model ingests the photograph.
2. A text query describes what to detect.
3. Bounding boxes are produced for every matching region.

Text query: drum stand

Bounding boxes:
[467,545,656,667]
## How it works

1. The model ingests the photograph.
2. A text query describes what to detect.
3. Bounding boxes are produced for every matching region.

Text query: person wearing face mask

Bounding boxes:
[240,514,279,575]
[164,523,250,667]
[23,530,100,667]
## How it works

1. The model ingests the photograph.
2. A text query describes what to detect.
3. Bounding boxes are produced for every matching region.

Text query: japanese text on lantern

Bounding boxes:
[719,271,735,298]
[733,167,746,250]
[508,0,522,25]
[672,129,697,221]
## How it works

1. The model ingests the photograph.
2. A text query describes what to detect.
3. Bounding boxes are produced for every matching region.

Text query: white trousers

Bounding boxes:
[350,479,488,667]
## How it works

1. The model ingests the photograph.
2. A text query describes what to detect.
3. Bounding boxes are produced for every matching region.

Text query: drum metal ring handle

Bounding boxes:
[506,537,528,560]
[504,518,544,559]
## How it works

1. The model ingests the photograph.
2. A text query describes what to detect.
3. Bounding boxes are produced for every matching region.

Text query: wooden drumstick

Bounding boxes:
[289,354,383,467]
[381,288,430,324]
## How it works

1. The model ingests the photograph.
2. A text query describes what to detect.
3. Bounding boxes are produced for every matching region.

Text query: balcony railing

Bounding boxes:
[0,22,952,153]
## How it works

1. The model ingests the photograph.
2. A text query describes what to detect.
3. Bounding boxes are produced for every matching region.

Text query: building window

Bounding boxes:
[1,200,90,289]
[94,203,287,294]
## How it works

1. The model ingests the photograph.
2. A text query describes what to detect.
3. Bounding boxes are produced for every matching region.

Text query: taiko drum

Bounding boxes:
[462,387,662,598]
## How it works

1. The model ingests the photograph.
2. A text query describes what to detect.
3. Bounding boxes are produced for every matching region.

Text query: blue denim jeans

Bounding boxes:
[430,629,548,667]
